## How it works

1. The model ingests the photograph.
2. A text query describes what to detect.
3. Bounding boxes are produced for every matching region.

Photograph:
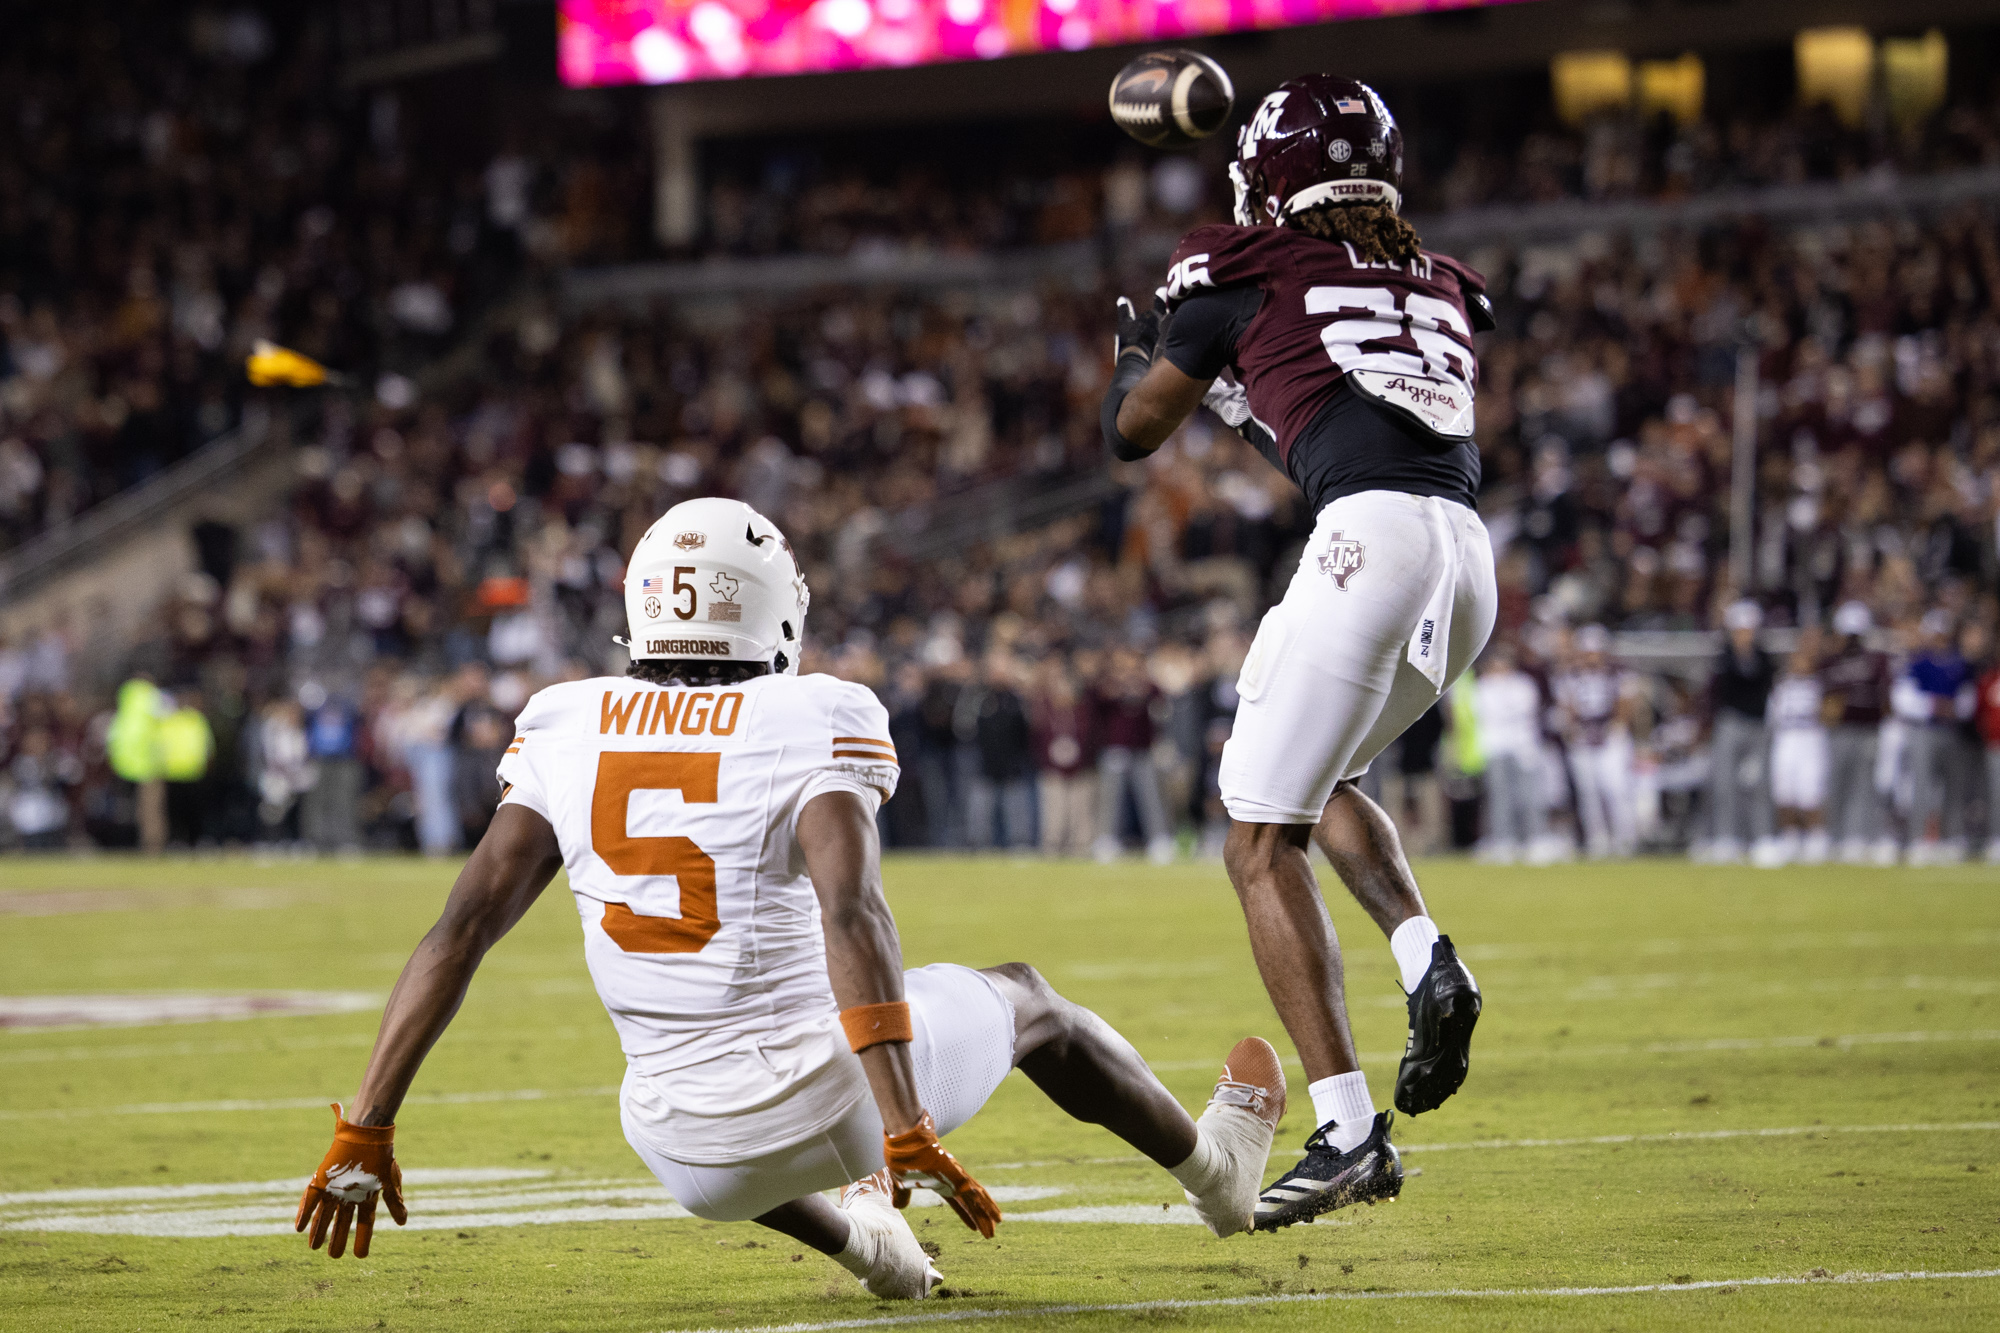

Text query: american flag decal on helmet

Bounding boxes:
[1333,97,1367,114]
[640,576,664,594]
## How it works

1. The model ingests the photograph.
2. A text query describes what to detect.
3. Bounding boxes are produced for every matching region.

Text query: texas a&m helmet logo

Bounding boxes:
[1317,532,1365,589]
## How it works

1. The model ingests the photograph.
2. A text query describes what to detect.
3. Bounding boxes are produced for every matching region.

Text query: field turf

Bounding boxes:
[1,853,1997,1332]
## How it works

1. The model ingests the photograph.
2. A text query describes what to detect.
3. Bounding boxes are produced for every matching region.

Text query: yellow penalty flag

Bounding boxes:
[246,340,337,388]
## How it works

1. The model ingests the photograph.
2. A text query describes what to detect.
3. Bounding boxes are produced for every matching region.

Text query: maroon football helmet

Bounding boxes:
[1229,76,1405,227]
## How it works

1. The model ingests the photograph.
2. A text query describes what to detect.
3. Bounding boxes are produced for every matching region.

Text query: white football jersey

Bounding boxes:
[1769,675,1825,733]
[1555,668,1630,746]
[496,672,899,1162]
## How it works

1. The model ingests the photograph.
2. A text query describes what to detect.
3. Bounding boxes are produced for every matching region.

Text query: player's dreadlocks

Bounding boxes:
[1287,202,1424,266]
[628,659,771,688]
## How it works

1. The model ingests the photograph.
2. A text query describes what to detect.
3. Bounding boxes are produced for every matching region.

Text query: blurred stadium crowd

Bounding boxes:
[3,10,2000,860]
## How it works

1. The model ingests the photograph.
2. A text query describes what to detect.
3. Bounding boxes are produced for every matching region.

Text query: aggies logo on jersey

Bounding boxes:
[1317,532,1365,589]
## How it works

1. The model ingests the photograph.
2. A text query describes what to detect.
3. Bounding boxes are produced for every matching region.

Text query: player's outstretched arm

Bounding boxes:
[296,803,564,1258]
[797,791,1001,1238]
[1101,292,1213,461]
[1113,358,1213,459]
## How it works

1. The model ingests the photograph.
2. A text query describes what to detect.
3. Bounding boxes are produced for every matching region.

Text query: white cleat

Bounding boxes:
[835,1170,942,1300]
[1183,1036,1287,1238]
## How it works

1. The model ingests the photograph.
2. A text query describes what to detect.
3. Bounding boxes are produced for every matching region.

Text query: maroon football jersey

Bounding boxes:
[1162,224,1487,463]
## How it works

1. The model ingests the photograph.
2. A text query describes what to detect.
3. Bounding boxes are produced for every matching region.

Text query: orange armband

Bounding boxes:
[841,1001,913,1052]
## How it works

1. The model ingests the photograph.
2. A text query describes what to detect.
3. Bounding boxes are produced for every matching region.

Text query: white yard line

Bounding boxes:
[0,1167,553,1207]
[0,991,383,1031]
[1454,926,2000,962]
[0,887,313,917]
[661,1269,2000,1333]
[9,1026,1989,1073]
[11,1016,1984,1088]
[0,1025,597,1065]
[0,1032,378,1065]
[0,1178,1070,1238]
[1396,1120,2000,1155]
[0,1085,622,1121]
[1008,1205,1202,1226]
[1147,1028,2000,1073]
[8,1202,700,1237]
[985,1119,2000,1170]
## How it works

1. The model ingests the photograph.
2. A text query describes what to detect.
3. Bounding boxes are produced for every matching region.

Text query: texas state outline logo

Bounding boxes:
[1318,532,1365,589]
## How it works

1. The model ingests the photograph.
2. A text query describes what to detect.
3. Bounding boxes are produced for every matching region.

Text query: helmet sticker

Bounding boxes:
[1329,139,1351,163]
[1240,91,1289,158]
[707,572,743,623]
[674,531,706,550]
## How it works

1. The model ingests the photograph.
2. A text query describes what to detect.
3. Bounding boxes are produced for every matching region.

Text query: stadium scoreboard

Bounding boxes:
[559,0,1538,86]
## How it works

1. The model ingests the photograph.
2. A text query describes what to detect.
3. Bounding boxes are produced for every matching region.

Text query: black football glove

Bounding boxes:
[1114,289,1169,365]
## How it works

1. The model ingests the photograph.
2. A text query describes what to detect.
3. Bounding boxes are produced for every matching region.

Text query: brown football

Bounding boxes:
[1108,50,1236,151]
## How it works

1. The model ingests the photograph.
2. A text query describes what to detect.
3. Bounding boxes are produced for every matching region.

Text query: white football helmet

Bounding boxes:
[623,498,809,674]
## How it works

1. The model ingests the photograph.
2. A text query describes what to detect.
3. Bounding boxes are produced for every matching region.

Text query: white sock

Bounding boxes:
[1166,1125,1225,1196]
[1308,1071,1375,1153]
[1390,916,1442,994]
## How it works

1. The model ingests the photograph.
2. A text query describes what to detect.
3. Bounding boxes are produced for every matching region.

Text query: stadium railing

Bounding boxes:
[0,407,276,606]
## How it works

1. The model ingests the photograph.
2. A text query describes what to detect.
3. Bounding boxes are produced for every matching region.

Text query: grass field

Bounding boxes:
[2,853,1997,1332]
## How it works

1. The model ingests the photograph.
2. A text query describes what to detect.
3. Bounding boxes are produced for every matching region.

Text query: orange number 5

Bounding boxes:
[591,751,721,954]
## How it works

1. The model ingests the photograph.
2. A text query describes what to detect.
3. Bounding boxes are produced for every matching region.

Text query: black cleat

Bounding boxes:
[1252,1111,1402,1231]
[1395,935,1481,1115]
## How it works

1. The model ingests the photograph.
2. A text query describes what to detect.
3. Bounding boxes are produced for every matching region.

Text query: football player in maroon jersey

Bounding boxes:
[1102,76,1494,1230]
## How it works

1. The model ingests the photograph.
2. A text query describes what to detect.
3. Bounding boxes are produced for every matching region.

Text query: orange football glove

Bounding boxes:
[295,1103,406,1258]
[883,1111,1001,1239]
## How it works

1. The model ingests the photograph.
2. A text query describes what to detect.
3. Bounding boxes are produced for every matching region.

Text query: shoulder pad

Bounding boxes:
[1430,252,1489,296]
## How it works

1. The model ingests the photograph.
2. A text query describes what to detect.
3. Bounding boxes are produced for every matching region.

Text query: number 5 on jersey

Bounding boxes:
[591,751,721,953]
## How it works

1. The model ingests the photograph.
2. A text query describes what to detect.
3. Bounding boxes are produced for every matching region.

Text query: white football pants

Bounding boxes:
[623,964,1016,1222]
[1770,729,1830,810]
[1568,734,1637,857]
[1220,491,1497,824]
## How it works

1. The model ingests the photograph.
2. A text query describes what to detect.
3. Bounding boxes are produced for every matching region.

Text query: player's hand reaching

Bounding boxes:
[884,1112,1001,1238]
[1113,289,1168,365]
[296,1103,407,1258]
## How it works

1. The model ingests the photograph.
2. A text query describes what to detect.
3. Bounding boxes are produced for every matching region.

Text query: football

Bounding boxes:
[1108,50,1236,150]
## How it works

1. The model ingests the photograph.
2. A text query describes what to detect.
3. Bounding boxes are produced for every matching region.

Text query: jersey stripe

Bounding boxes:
[833,750,899,764]
[832,736,895,750]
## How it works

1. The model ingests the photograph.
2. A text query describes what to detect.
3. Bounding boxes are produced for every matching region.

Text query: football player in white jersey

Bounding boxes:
[1768,645,1833,864]
[295,498,1285,1300]
[1554,625,1642,858]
